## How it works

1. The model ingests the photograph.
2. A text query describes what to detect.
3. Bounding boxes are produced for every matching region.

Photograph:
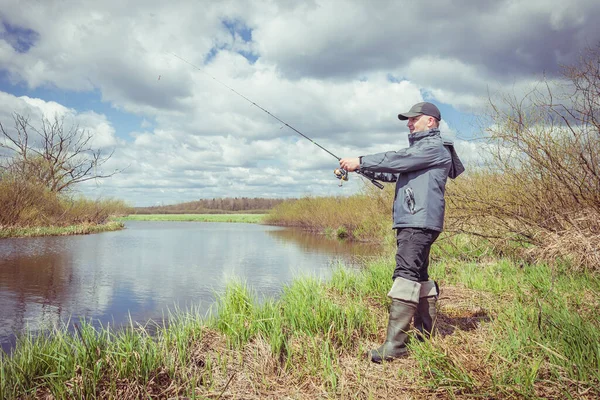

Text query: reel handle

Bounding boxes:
[334,168,348,181]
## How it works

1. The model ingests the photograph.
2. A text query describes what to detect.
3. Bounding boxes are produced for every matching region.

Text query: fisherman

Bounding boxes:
[339,101,464,363]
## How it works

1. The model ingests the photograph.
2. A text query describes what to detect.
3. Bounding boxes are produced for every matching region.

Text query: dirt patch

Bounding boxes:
[437,285,493,336]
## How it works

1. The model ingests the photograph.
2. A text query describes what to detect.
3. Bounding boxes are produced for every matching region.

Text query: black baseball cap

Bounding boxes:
[398,102,441,121]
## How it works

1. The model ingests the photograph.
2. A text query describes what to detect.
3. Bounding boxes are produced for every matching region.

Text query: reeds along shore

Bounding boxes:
[0,172,130,238]
[0,220,125,239]
[1,248,598,399]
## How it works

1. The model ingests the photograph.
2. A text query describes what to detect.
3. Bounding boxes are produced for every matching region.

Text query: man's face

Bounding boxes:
[407,114,430,134]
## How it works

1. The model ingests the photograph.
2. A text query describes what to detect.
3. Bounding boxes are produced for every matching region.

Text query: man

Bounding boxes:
[339,101,464,363]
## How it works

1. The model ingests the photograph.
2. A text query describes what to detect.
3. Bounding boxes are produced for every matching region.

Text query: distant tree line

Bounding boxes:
[134,197,290,214]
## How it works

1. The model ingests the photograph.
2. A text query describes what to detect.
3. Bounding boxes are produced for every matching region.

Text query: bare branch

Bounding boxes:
[0,112,120,193]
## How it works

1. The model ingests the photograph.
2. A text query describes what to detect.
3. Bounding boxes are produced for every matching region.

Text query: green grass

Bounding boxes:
[2,243,598,398]
[0,221,125,239]
[116,214,266,223]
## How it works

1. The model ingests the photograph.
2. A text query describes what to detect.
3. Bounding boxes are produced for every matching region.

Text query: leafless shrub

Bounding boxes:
[58,197,130,225]
[0,172,54,226]
[0,112,129,229]
[0,113,119,193]
[0,170,130,228]
[446,43,600,271]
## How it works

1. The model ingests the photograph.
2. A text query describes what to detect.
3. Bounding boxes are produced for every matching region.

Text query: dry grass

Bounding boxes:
[0,171,130,233]
[17,282,597,400]
[0,221,124,238]
[264,188,394,243]
[529,218,600,272]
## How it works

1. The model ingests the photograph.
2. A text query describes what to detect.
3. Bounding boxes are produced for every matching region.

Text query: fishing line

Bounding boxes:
[170,52,384,189]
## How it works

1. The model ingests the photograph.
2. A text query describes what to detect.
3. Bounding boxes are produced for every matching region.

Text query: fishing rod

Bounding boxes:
[170,53,384,190]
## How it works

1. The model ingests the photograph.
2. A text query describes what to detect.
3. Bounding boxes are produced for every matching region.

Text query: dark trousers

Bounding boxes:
[393,228,440,282]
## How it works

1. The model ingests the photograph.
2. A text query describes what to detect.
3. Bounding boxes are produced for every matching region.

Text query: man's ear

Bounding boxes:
[427,116,436,128]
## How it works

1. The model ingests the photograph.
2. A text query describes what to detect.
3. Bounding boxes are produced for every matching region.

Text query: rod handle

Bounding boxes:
[357,171,384,189]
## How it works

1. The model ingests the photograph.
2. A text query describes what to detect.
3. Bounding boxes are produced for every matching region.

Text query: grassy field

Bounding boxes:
[0,221,125,239]
[1,236,598,399]
[117,214,266,223]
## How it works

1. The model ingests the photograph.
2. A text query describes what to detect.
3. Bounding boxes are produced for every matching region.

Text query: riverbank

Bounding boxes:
[264,192,393,243]
[0,221,125,239]
[118,213,266,223]
[2,242,598,399]
[0,214,265,239]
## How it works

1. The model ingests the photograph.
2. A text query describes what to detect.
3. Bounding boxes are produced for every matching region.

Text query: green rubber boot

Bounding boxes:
[370,277,420,363]
[370,299,417,363]
[413,280,439,341]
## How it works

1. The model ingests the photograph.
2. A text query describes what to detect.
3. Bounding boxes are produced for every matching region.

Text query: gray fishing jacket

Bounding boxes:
[359,128,464,232]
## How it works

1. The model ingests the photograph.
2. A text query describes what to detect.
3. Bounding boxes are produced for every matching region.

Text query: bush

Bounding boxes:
[0,171,130,228]
[59,197,130,225]
[0,172,61,226]
[265,187,394,243]
[446,44,600,271]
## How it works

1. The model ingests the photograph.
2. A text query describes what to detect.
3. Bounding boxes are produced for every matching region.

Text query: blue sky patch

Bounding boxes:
[1,20,39,53]
[205,19,257,64]
[204,46,221,64]
[222,19,252,42]
[237,50,258,64]
[420,89,478,139]
[0,77,147,142]
[386,74,405,83]
[436,102,478,140]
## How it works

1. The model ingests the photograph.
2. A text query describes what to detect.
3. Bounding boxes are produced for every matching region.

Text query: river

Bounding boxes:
[0,221,380,353]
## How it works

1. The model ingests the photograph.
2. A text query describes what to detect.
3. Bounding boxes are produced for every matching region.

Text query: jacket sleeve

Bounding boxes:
[360,144,447,174]
[358,168,398,182]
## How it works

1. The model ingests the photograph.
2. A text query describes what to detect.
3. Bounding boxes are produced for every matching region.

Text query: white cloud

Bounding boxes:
[0,92,67,121]
[0,0,598,205]
[0,93,118,154]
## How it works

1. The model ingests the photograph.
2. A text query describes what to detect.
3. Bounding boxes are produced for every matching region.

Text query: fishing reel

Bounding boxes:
[333,168,348,186]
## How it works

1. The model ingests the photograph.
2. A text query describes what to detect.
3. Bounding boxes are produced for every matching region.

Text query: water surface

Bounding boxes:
[0,221,380,352]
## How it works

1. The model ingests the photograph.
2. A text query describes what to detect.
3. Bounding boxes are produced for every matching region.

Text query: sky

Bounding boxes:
[0,0,599,207]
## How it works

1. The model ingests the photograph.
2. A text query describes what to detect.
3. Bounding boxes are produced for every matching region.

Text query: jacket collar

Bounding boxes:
[408,128,440,146]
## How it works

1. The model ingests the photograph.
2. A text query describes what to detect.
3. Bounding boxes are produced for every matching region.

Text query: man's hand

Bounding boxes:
[339,157,360,172]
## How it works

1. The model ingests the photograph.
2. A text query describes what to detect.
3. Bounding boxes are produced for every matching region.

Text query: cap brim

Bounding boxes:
[397,112,422,120]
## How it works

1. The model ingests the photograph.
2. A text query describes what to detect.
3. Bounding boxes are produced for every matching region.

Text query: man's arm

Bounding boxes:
[360,145,447,174]
[358,169,399,182]
[339,157,398,182]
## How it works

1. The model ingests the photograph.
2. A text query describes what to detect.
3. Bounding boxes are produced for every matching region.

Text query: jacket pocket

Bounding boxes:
[404,187,416,214]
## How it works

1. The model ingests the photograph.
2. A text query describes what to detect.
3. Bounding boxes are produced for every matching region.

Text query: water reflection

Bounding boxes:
[0,239,75,346]
[267,228,381,258]
[0,221,380,353]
